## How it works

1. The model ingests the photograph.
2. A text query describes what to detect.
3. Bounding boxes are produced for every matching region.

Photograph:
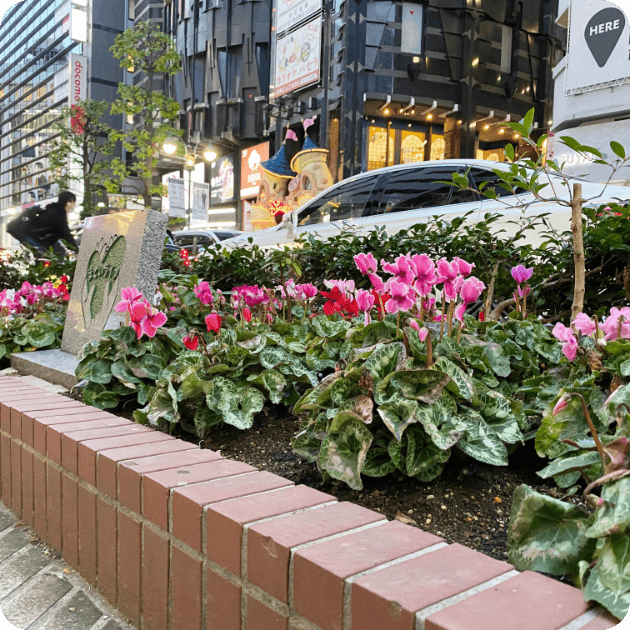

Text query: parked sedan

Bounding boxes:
[222,159,630,249]
[173,229,244,254]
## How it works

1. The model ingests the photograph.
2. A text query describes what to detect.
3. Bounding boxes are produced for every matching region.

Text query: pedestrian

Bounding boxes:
[7,191,79,259]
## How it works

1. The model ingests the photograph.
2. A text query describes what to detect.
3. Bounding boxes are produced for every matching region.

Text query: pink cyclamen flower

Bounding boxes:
[356,289,375,312]
[553,396,569,416]
[296,283,318,299]
[436,259,461,301]
[459,277,485,305]
[205,313,222,333]
[552,322,575,344]
[368,273,386,293]
[511,265,534,285]
[601,307,630,341]
[381,255,415,286]
[323,279,355,297]
[454,303,467,322]
[452,258,475,278]
[193,281,214,305]
[354,253,378,275]
[141,305,167,338]
[410,254,437,296]
[115,287,143,313]
[572,313,597,337]
[385,281,415,314]
[409,320,429,342]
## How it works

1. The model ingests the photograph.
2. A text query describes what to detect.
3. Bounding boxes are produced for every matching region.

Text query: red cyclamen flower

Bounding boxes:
[183,334,199,351]
[206,313,222,333]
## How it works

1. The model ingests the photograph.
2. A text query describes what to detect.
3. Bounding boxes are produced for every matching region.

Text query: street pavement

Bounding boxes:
[0,502,135,630]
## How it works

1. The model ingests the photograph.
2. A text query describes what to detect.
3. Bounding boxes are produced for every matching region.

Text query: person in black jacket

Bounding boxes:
[8,191,79,259]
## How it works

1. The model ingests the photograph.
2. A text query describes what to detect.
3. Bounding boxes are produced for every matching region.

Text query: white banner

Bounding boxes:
[401,5,423,55]
[274,17,321,97]
[168,177,186,218]
[276,0,321,34]
[565,0,630,94]
[69,54,88,104]
[192,182,210,221]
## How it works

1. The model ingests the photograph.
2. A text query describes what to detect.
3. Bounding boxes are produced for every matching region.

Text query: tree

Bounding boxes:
[48,100,118,218]
[448,108,630,321]
[109,21,183,209]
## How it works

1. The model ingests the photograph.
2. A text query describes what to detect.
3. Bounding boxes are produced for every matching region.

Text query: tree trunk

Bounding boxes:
[571,183,585,321]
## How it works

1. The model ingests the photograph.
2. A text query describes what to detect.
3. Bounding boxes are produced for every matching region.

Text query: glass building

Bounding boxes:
[0,0,125,244]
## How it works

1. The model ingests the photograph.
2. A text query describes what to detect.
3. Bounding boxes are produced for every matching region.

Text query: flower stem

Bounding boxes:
[427,330,433,367]
[440,292,446,341]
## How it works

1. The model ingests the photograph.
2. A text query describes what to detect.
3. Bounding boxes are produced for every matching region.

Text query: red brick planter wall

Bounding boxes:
[0,377,621,630]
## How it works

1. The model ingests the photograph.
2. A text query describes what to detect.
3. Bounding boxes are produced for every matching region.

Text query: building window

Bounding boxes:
[400,131,426,163]
[430,133,445,161]
[367,125,394,170]
[501,25,512,74]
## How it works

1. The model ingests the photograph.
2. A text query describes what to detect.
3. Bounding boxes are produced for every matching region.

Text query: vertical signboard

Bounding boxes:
[192,182,210,221]
[240,142,270,199]
[69,54,88,104]
[274,19,322,97]
[401,5,423,55]
[273,0,322,98]
[167,177,186,218]
[565,0,630,94]
[211,155,236,204]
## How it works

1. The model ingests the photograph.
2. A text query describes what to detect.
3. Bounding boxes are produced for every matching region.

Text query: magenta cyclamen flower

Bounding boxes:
[511,265,534,285]
[128,300,167,339]
[601,307,630,341]
[385,281,415,314]
[193,281,214,306]
[452,258,475,278]
[572,313,597,337]
[409,319,429,342]
[552,323,578,361]
[354,253,378,275]
[410,254,436,296]
[381,255,415,286]
[436,259,461,301]
[356,289,375,312]
[296,283,318,299]
[115,287,143,313]
[368,273,386,294]
[459,277,485,305]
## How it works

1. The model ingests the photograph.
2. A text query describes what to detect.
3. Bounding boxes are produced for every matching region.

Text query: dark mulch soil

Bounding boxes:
[196,406,558,564]
[63,387,559,564]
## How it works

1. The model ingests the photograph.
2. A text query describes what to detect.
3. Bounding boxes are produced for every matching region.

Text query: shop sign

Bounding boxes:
[211,155,236,204]
[240,142,270,198]
[276,0,321,34]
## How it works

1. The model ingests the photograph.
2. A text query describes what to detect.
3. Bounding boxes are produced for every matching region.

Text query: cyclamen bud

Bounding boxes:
[553,396,568,416]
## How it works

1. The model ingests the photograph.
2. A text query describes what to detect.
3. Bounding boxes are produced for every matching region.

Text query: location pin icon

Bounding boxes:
[585,7,626,67]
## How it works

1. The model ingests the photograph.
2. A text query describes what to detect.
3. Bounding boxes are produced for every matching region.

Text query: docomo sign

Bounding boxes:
[70,54,88,103]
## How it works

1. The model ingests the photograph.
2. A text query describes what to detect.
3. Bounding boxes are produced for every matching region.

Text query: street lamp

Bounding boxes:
[163,136,179,155]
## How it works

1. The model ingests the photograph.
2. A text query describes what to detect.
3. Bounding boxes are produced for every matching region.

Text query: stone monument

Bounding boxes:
[12,209,168,387]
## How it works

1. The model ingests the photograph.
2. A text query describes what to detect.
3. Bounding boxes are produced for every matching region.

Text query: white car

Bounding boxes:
[223,159,630,249]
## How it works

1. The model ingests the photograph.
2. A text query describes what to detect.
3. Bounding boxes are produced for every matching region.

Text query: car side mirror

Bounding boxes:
[282,211,295,238]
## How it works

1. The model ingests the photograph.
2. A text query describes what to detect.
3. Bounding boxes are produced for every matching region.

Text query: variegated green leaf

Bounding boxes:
[433,357,474,400]
[377,396,419,442]
[415,395,464,450]
[586,478,630,538]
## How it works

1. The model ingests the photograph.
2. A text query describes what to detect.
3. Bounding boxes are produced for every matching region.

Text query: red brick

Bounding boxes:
[78,486,97,585]
[8,398,84,436]
[31,410,114,453]
[207,485,335,575]
[247,502,385,604]
[118,449,222,514]
[142,526,169,630]
[47,417,131,462]
[0,434,10,502]
[207,570,241,630]
[171,546,202,630]
[247,597,288,630]
[143,459,255,532]
[96,440,199,500]
[97,497,118,603]
[293,521,443,630]
[46,465,62,550]
[78,432,174,486]
[118,512,142,625]
[61,473,79,570]
[351,544,514,630]
[581,613,623,630]
[21,449,34,527]
[10,441,21,515]
[61,424,153,472]
[172,471,292,552]
[424,571,590,630]
[33,455,47,539]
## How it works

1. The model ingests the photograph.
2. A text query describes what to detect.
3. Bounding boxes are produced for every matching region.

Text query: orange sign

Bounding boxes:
[240,142,270,199]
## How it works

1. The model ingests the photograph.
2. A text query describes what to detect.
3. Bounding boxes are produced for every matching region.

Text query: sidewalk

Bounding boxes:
[0,502,135,630]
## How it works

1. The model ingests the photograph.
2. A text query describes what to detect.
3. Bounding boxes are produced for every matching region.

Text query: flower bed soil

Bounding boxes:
[193,406,555,564]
